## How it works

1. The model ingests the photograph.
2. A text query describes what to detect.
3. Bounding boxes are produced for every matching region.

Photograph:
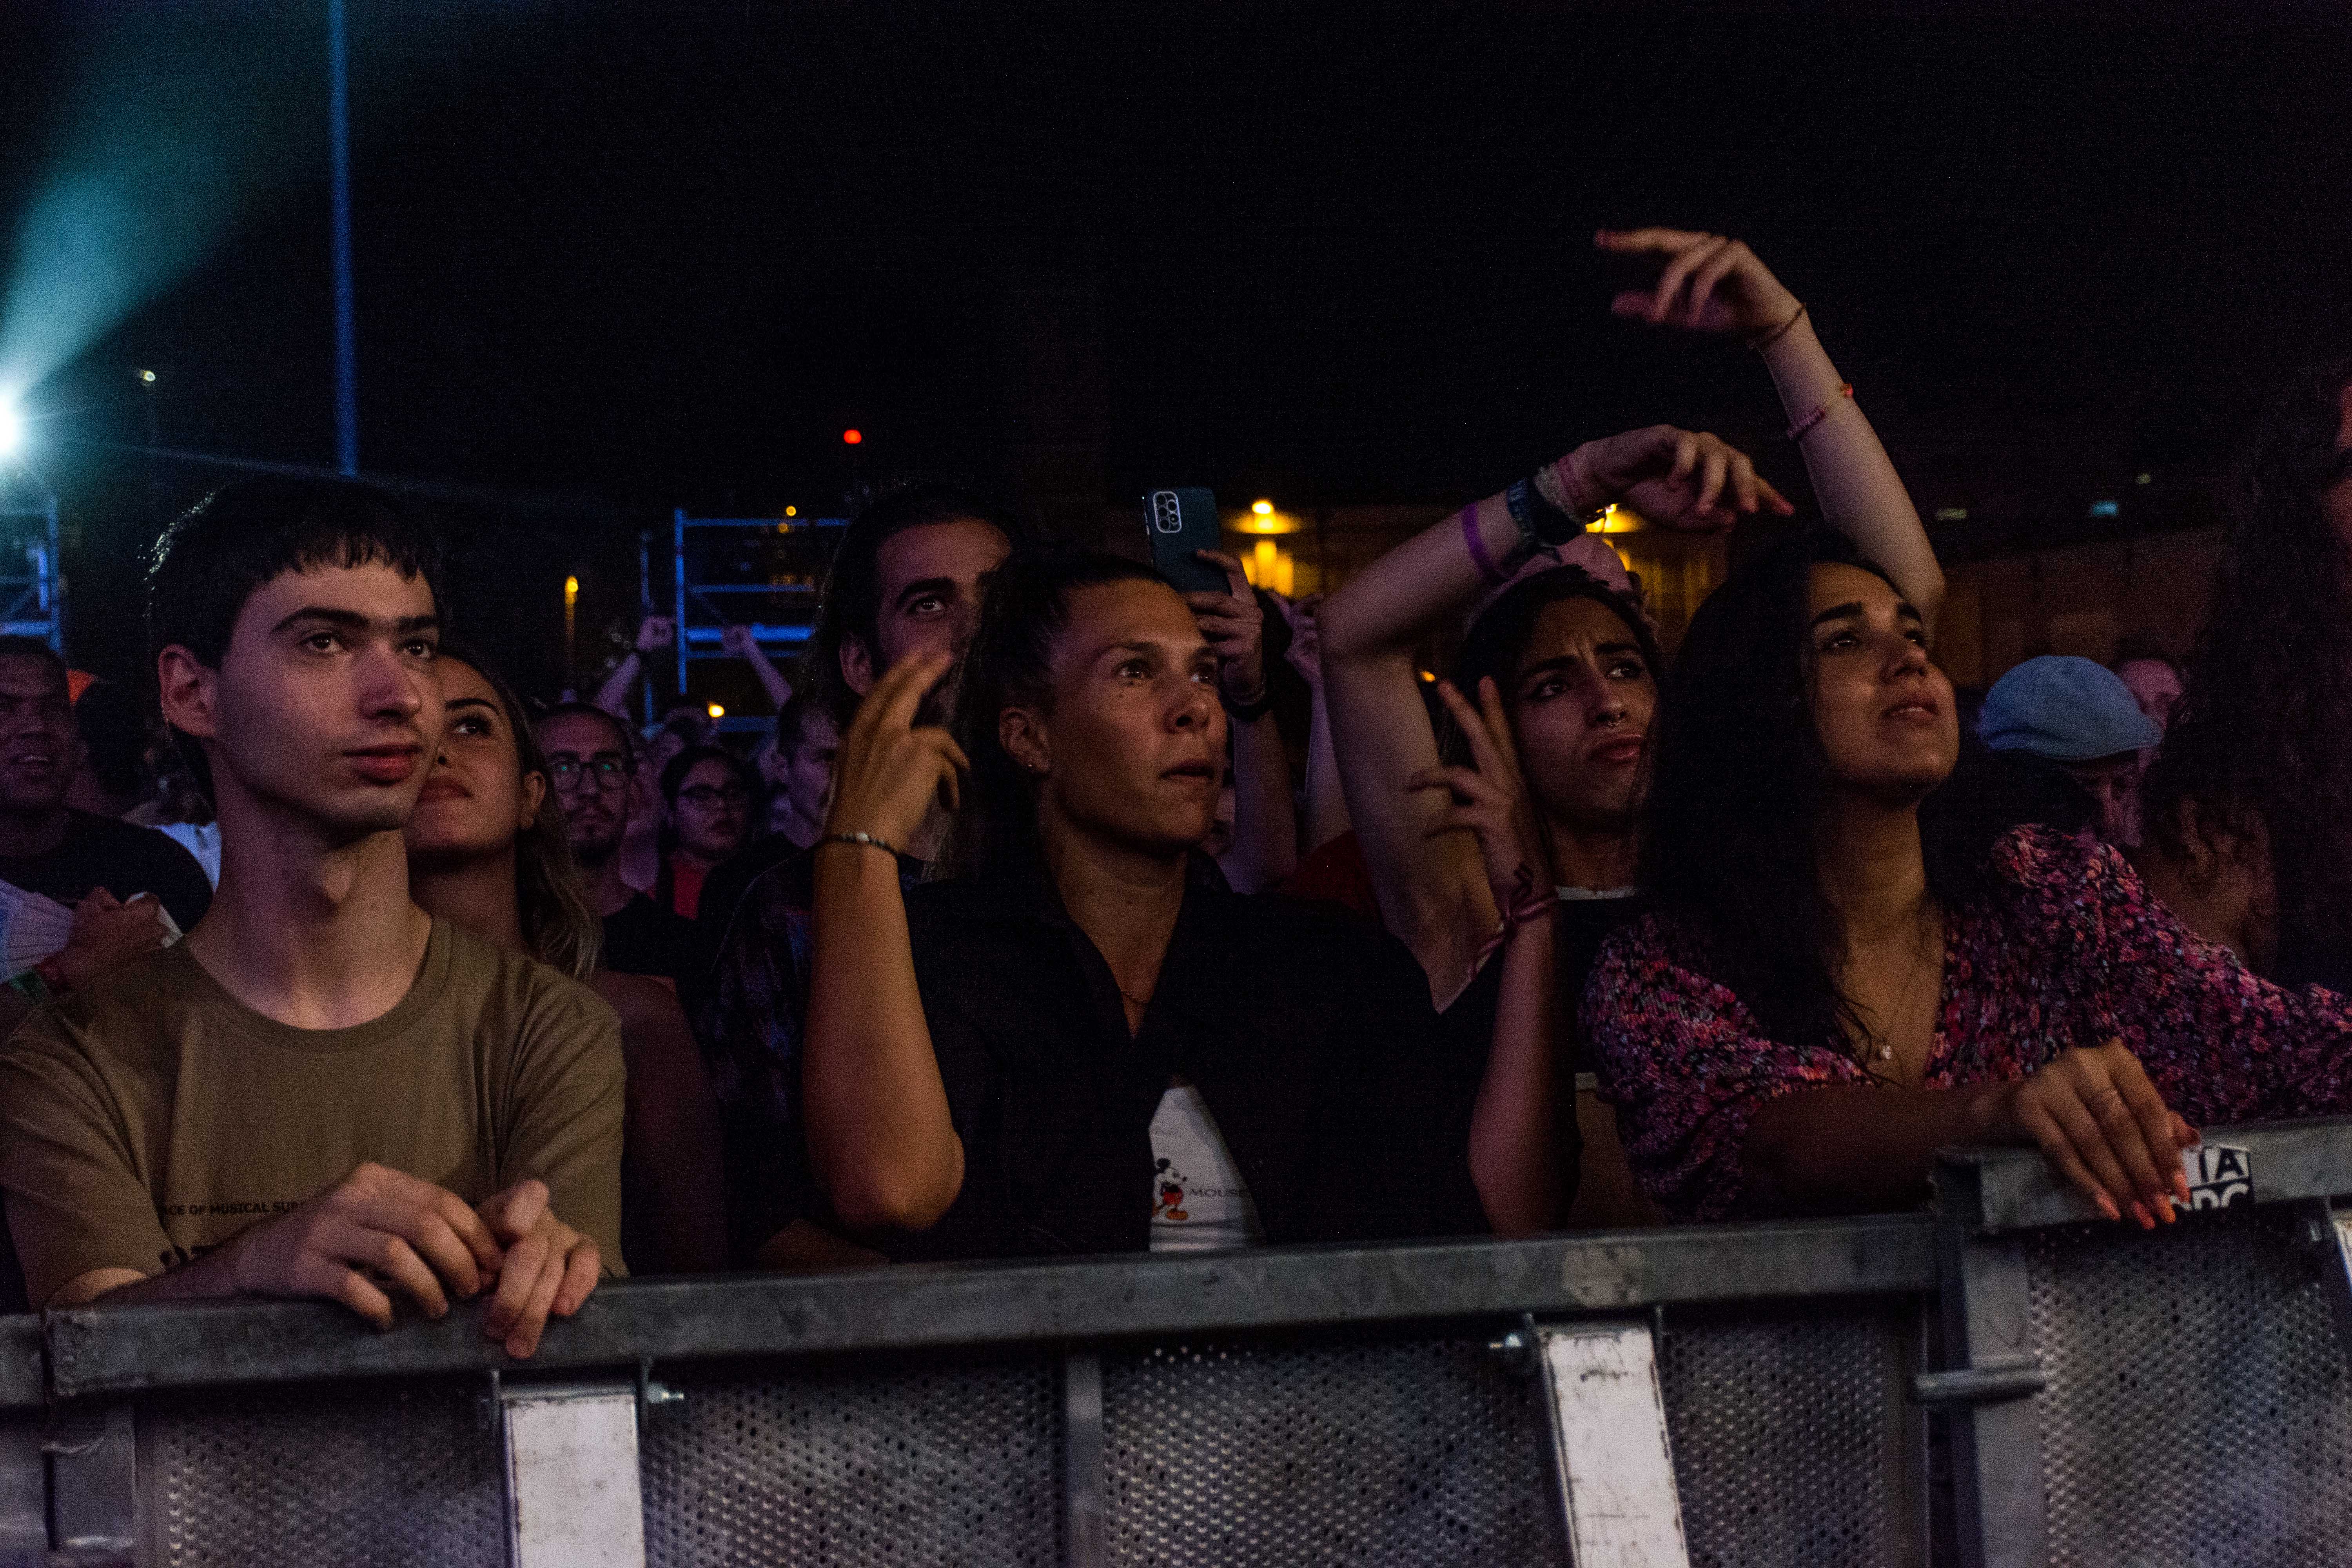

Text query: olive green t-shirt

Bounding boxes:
[0,919,626,1308]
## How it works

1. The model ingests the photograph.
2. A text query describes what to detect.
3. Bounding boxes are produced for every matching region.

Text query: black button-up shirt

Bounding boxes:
[886,856,1488,1262]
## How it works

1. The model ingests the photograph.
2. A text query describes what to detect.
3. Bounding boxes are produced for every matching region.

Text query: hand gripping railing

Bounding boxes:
[7,1116,2352,1566]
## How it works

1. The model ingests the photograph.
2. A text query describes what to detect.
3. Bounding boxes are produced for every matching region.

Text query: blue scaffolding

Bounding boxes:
[659,508,847,735]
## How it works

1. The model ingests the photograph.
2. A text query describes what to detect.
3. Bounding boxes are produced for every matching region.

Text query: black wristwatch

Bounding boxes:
[1506,476,1597,549]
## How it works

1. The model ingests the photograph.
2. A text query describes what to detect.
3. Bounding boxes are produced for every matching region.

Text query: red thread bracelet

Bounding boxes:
[1786,382,1854,443]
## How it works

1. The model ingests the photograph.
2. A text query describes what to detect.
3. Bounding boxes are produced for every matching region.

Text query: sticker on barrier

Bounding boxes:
[2174,1144,2252,1212]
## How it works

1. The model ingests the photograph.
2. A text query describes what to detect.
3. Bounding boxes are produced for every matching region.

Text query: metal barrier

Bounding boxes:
[4,1118,2351,1566]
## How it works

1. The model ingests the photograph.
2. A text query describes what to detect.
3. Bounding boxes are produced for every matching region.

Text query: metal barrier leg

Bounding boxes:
[1062,1352,1105,1568]
[45,1401,132,1563]
[1532,1318,1691,1568]
[499,1381,645,1568]
[1927,1226,2048,1568]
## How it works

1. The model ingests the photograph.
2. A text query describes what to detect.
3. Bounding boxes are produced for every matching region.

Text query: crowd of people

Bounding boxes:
[0,228,2345,1354]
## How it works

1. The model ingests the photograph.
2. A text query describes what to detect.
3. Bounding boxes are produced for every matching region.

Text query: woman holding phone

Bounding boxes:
[796,548,1509,1257]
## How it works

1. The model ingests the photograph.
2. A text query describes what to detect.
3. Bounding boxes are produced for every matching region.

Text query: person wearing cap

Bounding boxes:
[1977,656,2161,848]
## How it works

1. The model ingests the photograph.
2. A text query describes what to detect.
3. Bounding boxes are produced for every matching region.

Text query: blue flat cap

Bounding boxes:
[1979,655,2161,761]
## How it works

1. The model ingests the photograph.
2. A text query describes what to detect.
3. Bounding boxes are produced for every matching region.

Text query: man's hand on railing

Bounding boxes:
[474,1179,603,1360]
[221,1162,505,1326]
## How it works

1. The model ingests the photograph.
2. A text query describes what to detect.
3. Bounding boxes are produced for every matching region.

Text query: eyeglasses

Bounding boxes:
[547,754,630,791]
[677,784,751,808]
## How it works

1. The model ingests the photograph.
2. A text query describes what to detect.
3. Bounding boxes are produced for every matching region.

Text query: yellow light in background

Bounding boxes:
[137,368,156,385]
[706,703,725,720]
[1252,537,1278,587]
[785,505,798,517]
[1252,499,1274,516]
[563,575,579,604]
[1418,670,1437,683]
[1584,503,1644,535]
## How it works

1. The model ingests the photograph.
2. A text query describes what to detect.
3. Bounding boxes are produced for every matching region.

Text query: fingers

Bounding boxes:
[1648,236,1731,325]
[479,1178,550,1243]
[504,1249,566,1359]
[1683,240,1748,325]
[1404,764,1492,807]
[483,1229,549,1349]
[2041,1091,2147,1225]
[305,1258,397,1331]
[355,1230,449,1319]
[434,1189,506,1280]
[2104,1047,2192,1208]
[551,1240,601,1319]
[1693,442,1729,517]
[1593,226,1710,256]
[1756,473,1798,517]
[860,651,954,740]
[2015,1099,2122,1223]
[1432,681,1506,773]
[1191,550,1253,601]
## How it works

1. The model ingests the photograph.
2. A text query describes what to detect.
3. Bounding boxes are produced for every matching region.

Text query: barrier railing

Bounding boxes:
[5,1116,2352,1566]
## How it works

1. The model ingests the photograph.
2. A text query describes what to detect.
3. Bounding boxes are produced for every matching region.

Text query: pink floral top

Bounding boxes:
[1585,826,2352,1220]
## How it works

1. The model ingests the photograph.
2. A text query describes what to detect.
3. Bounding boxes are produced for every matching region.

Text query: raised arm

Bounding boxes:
[1415,676,1575,1233]
[1280,595,1352,855]
[721,623,795,710]
[1320,426,1786,1003]
[800,654,969,1234]
[1600,228,1945,632]
[594,615,675,720]
[1187,554,1297,893]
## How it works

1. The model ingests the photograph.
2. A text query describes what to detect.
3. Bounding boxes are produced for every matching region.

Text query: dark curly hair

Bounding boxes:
[1642,531,1997,1052]
[2142,357,2352,968]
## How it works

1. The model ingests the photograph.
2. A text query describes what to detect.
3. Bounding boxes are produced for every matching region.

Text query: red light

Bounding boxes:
[842,428,862,446]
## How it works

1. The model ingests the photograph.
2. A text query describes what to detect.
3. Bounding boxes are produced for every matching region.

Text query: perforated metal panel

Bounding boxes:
[138,1378,504,1568]
[638,1354,1060,1568]
[1659,1305,1918,1568]
[2029,1213,2352,1567]
[1098,1336,1565,1568]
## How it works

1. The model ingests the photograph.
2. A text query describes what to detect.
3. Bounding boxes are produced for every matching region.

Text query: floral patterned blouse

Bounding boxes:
[1585,826,2352,1220]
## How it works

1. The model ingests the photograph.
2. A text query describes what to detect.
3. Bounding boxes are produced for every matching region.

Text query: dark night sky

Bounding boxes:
[2,2,2349,690]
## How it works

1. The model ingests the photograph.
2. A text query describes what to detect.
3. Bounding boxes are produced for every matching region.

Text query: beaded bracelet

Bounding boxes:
[1786,382,1854,443]
[817,830,898,858]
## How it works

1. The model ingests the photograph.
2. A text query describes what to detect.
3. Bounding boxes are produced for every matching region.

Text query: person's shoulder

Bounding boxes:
[434,920,620,1034]
[1987,823,2129,894]
[0,944,200,1073]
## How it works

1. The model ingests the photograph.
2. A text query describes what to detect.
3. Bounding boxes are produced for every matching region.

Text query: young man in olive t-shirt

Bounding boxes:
[0,479,624,1359]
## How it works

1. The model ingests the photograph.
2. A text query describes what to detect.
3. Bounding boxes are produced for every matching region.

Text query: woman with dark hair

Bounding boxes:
[799,549,1488,1258]
[1317,229,1941,1231]
[406,648,728,1273]
[1587,532,2352,1225]
[2139,358,2352,986]
[654,744,754,920]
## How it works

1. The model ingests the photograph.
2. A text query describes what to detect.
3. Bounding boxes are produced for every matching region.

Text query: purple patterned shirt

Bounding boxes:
[1585,826,2352,1220]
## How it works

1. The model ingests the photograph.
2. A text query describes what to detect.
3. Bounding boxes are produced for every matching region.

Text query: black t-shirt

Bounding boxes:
[600,894,699,985]
[0,811,212,933]
[1443,889,1649,1076]
[883,858,1488,1263]
[691,835,809,982]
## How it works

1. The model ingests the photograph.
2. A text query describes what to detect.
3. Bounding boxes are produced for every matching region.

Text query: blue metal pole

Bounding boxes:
[328,0,358,475]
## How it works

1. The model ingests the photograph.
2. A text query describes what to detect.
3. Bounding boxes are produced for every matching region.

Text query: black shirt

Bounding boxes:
[882,857,1487,1263]
[690,835,809,987]
[0,811,211,933]
[600,894,699,985]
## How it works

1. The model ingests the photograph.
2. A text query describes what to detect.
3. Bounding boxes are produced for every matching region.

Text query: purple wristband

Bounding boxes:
[1461,503,1510,586]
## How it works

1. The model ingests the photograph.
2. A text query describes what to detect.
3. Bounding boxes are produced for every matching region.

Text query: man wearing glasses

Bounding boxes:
[537,703,696,989]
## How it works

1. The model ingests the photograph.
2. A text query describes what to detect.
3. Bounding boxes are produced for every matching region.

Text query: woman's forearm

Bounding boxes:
[1300,688,1351,855]
[1320,495,1526,662]
[1742,1080,2011,1214]
[802,846,964,1232]
[1760,314,1945,630]
[1468,916,1566,1235]
[1221,712,1299,894]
